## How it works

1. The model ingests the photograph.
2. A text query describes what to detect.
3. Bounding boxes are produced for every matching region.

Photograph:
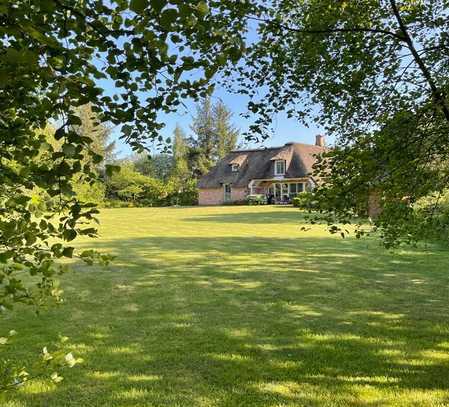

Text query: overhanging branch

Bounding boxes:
[249,16,407,42]
[389,0,449,122]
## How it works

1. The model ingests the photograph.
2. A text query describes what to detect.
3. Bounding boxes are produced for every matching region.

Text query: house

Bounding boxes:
[198,135,327,205]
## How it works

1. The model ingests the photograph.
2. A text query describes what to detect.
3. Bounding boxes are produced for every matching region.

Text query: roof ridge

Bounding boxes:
[231,142,322,153]
[230,146,280,153]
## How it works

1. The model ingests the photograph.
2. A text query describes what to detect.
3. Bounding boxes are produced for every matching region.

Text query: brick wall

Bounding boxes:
[231,188,246,202]
[198,188,223,205]
[198,187,247,205]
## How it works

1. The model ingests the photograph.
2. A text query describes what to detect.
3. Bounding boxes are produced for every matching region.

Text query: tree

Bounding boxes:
[1,0,248,390]
[190,97,216,175]
[132,153,172,181]
[213,99,239,159]
[171,125,190,181]
[220,0,449,246]
[190,97,239,175]
[69,105,115,205]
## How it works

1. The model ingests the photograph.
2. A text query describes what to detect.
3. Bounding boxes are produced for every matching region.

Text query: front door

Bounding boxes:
[273,183,288,202]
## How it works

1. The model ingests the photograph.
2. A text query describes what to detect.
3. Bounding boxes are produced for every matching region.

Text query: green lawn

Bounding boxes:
[3,206,449,406]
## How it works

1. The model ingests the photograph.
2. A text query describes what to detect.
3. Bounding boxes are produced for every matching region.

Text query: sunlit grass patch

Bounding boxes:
[2,205,449,406]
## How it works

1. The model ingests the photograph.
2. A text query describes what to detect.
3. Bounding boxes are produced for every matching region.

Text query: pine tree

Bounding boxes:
[190,97,215,175]
[190,97,239,175]
[213,100,239,159]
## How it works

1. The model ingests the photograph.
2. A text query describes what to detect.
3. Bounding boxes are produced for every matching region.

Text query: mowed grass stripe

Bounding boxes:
[3,206,449,407]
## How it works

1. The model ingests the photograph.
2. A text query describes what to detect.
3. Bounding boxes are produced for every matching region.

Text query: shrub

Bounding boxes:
[104,163,200,207]
[167,178,198,206]
[104,199,132,208]
[106,162,166,206]
[413,190,449,241]
[292,192,316,210]
[246,194,267,205]
[71,176,106,206]
[140,178,166,206]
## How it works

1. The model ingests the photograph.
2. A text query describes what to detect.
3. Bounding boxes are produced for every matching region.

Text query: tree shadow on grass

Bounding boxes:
[182,209,308,224]
[9,236,449,406]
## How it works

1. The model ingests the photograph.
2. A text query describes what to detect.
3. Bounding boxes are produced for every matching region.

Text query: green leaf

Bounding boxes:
[54,127,66,140]
[62,247,75,258]
[64,352,77,367]
[130,0,147,13]
[67,115,82,126]
[42,347,53,361]
[160,8,178,30]
[63,229,77,242]
[105,164,121,176]
[51,372,64,383]
[197,1,209,16]
[62,143,77,157]
[22,24,59,48]
[150,0,166,13]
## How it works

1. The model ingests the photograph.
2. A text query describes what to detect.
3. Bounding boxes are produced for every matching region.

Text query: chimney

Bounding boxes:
[315,134,325,147]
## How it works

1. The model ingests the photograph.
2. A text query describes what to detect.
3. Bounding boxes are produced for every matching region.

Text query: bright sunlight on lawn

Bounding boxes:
[3,206,449,406]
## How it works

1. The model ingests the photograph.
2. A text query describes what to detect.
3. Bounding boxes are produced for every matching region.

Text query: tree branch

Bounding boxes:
[389,0,449,122]
[249,16,407,42]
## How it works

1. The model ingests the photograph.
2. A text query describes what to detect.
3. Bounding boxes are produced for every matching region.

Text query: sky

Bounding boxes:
[96,10,332,158]
[100,17,328,158]
[111,84,326,158]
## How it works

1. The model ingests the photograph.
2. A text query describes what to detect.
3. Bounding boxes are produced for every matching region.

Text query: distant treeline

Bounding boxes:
[65,97,240,207]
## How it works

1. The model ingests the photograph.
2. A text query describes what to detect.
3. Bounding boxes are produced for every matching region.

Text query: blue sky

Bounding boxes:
[109,83,326,158]
[98,14,330,158]
[111,88,326,157]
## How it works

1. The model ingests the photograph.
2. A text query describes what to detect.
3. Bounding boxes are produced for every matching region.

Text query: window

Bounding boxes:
[231,164,239,172]
[288,183,305,198]
[275,160,285,175]
[223,184,232,201]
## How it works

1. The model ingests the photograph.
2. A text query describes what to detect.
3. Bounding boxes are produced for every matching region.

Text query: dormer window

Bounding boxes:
[231,164,239,172]
[275,160,285,176]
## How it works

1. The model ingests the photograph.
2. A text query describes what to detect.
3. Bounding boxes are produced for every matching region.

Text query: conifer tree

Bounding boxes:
[171,125,190,181]
[213,99,239,159]
[190,97,239,175]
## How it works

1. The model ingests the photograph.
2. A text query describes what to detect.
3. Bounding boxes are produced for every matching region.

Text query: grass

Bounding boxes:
[3,205,449,406]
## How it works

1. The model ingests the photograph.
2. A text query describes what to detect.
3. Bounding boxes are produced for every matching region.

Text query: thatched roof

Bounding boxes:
[198,142,327,189]
[229,154,247,166]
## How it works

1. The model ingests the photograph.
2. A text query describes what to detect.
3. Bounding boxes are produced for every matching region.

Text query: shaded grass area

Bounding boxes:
[3,206,449,406]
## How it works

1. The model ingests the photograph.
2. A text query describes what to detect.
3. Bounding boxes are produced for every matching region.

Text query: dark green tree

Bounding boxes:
[132,153,173,181]
[213,99,239,159]
[222,0,449,246]
[190,97,239,175]
[190,97,216,175]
